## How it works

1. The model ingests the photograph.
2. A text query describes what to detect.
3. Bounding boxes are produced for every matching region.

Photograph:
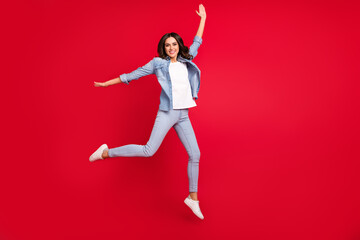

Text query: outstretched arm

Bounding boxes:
[94,58,157,87]
[195,4,206,38]
[94,77,121,87]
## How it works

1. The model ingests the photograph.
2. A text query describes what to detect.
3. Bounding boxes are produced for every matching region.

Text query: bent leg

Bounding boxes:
[108,110,174,158]
[173,110,201,193]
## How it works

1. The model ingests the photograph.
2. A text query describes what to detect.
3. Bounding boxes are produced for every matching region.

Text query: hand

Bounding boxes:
[94,81,107,87]
[196,4,206,19]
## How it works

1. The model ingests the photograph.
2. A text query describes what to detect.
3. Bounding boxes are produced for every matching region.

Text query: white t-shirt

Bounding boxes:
[169,61,197,109]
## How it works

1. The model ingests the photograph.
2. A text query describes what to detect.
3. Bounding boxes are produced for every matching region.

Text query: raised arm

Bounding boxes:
[195,4,206,38]
[189,4,206,59]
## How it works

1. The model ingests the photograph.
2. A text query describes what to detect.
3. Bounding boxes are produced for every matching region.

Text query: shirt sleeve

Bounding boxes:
[120,58,157,85]
[189,36,203,59]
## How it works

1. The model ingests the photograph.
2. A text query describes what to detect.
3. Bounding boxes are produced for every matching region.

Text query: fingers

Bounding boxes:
[196,4,205,16]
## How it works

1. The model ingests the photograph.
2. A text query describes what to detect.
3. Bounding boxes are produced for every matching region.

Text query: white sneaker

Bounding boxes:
[89,144,108,162]
[184,195,204,220]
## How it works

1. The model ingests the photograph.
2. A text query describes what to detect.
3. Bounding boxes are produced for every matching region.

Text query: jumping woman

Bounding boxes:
[90,4,206,220]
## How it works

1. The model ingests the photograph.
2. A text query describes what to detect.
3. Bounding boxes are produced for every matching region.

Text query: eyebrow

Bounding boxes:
[165,42,177,45]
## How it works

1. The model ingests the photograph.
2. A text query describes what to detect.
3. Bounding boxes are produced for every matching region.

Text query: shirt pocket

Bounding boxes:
[155,64,168,80]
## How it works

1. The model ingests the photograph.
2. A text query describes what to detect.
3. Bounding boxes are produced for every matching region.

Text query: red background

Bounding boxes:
[1,0,360,239]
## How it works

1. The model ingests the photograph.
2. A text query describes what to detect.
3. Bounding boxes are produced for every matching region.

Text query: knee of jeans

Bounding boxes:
[189,149,200,162]
[144,144,156,157]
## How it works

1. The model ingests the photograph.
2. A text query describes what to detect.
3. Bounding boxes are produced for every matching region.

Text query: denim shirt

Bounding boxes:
[120,36,203,111]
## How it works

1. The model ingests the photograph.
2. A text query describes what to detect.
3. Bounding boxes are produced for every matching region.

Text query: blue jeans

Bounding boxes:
[108,108,201,192]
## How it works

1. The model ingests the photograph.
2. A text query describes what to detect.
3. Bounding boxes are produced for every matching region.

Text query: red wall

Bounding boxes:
[1,0,360,239]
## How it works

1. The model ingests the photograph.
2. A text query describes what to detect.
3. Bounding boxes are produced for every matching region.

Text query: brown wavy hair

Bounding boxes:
[157,32,193,60]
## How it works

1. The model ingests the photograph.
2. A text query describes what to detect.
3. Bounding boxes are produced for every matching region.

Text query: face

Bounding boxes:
[164,37,179,59]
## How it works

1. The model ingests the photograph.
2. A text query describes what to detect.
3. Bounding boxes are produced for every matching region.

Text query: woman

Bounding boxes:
[90,4,206,220]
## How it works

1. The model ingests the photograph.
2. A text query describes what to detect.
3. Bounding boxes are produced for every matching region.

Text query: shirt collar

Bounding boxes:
[165,55,187,62]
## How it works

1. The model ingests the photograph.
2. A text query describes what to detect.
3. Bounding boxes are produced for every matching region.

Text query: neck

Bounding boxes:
[170,56,177,63]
